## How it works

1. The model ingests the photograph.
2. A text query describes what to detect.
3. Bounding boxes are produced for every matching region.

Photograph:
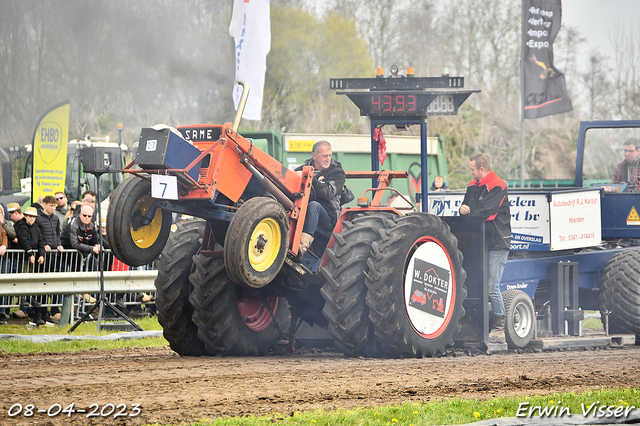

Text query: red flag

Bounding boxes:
[374,127,386,166]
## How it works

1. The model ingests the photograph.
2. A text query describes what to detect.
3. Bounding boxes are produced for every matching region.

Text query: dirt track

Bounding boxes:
[1,342,639,426]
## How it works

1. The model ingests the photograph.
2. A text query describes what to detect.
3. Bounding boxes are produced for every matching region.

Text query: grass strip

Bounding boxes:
[0,316,166,353]
[165,388,638,426]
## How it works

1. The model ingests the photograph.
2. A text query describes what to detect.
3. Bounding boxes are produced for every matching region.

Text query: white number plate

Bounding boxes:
[151,175,178,200]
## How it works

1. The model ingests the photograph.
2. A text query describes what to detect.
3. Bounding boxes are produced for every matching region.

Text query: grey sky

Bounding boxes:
[562,0,640,70]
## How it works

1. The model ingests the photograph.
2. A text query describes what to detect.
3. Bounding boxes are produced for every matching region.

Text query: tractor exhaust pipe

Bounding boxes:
[232,80,250,133]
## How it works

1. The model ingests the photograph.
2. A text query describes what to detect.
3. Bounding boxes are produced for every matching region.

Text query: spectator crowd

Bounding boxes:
[0,190,154,326]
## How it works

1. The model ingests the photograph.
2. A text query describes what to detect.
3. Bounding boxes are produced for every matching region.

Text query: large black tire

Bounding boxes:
[599,249,640,335]
[155,220,206,356]
[224,197,289,288]
[189,253,289,356]
[365,213,467,358]
[320,213,391,357]
[107,177,172,266]
[503,289,535,349]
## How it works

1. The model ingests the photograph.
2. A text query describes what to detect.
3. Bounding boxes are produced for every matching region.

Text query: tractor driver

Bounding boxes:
[295,140,345,260]
[612,138,640,192]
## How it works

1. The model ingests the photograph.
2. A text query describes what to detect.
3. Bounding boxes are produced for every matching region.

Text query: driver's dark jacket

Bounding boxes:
[295,158,345,228]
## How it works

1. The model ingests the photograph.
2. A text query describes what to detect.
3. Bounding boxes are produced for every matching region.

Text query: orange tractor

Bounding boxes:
[107,71,478,357]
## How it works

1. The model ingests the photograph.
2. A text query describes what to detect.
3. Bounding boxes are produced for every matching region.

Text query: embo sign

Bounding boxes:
[32,102,69,202]
[36,124,62,163]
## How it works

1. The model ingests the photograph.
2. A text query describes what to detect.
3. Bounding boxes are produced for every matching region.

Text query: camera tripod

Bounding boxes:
[68,170,142,333]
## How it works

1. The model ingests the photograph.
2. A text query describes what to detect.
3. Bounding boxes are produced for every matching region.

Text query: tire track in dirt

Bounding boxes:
[1,345,638,425]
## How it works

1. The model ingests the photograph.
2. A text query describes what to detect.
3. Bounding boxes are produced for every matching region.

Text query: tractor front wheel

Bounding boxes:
[107,177,172,266]
[365,213,467,358]
[224,197,289,288]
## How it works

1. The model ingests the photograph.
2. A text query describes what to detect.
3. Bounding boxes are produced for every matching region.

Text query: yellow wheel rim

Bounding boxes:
[130,195,163,249]
[248,218,281,272]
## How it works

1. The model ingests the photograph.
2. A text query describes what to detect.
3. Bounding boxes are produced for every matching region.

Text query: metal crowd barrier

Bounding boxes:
[0,249,158,322]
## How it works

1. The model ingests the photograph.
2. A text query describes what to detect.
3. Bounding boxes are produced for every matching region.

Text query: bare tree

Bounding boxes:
[611,23,640,119]
[582,50,613,121]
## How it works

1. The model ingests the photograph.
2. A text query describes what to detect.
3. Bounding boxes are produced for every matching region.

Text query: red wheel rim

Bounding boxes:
[236,294,278,332]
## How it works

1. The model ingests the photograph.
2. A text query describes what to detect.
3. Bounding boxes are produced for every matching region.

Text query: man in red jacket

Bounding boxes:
[460,153,511,344]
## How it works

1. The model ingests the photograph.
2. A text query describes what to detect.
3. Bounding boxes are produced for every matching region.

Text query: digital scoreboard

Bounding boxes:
[330,72,478,118]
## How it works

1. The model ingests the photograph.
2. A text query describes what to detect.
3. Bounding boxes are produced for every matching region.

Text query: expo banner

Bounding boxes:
[522,0,572,118]
[31,102,70,203]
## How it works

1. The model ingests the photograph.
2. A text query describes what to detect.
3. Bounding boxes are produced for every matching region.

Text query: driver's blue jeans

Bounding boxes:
[488,248,509,317]
[302,201,332,236]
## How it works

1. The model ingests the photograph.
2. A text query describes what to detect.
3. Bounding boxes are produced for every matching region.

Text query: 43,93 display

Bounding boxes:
[364,93,456,116]
[370,94,417,113]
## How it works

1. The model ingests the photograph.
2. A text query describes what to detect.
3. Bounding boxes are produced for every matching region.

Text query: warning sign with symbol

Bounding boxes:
[627,206,640,226]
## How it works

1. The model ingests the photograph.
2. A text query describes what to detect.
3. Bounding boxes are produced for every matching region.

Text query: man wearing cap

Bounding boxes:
[16,207,48,324]
[17,208,45,264]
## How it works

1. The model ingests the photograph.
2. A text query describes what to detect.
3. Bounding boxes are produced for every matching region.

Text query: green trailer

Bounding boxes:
[240,130,448,207]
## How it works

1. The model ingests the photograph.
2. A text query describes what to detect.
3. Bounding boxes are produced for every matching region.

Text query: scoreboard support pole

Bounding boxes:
[370,117,429,212]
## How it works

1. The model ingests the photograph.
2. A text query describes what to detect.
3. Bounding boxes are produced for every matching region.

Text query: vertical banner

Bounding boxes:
[31,101,69,203]
[522,0,572,119]
[229,0,271,121]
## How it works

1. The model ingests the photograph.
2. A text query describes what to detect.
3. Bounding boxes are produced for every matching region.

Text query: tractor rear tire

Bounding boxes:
[107,177,172,266]
[503,289,535,349]
[224,197,289,288]
[189,253,289,356]
[155,219,206,356]
[320,213,392,357]
[365,213,467,358]
[599,249,640,335]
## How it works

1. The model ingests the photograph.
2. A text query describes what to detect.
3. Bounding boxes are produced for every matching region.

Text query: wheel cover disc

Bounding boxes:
[248,218,281,272]
[513,301,533,338]
[236,294,278,331]
[131,195,163,249]
[403,238,456,339]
